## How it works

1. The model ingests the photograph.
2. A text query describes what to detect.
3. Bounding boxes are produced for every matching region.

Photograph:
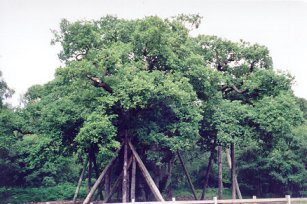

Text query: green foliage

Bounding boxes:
[0,183,87,203]
[0,14,305,200]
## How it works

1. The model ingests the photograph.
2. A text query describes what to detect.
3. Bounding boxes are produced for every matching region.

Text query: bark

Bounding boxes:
[231,143,236,199]
[73,159,88,204]
[225,149,242,199]
[200,150,214,200]
[218,146,223,199]
[86,75,113,93]
[88,152,92,193]
[161,157,174,194]
[177,151,198,200]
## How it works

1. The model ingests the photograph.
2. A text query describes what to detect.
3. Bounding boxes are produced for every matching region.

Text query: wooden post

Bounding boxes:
[200,150,214,200]
[73,159,88,204]
[231,143,236,200]
[252,195,256,204]
[213,196,218,204]
[104,169,111,196]
[218,146,223,199]
[128,141,165,201]
[92,153,103,200]
[82,145,123,204]
[88,152,92,193]
[104,157,133,203]
[131,156,136,201]
[177,151,198,200]
[122,137,128,203]
[286,195,291,204]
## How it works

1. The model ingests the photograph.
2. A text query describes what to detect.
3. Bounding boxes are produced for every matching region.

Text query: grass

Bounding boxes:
[0,183,87,204]
[171,188,232,200]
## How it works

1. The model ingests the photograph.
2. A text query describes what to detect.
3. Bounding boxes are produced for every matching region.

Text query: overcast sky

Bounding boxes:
[1,0,307,106]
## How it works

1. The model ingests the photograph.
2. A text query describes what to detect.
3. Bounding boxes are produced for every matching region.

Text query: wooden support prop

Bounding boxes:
[105,169,111,195]
[122,138,128,203]
[231,143,236,200]
[83,145,123,204]
[286,195,291,204]
[104,157,133,203]
[226,149,242,199]
[93,153,104,200]
[128,141,165,201]
[88,152,93,193]
[218,146,223,199]
[177,151,198,200]
[73,159,88,204]
[131,156,136,201]
[200,150,214,200]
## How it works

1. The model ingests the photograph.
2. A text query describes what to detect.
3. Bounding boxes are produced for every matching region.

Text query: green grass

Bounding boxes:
[169,188,232,200]
[0,183,87,204]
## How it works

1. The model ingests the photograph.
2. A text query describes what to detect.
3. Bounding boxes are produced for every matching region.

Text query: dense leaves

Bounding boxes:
[0,15,306,199]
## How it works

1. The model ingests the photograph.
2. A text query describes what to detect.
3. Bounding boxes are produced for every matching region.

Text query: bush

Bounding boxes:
[0,183,87,204]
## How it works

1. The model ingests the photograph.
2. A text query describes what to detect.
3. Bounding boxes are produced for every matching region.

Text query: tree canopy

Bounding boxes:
[0,15,306,200]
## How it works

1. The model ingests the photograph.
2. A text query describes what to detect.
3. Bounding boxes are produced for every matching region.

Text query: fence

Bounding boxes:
[97,196,307,204]
[43,196,307,204]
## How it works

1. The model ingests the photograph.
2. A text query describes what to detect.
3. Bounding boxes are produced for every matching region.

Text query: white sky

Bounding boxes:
[1,0,307,106]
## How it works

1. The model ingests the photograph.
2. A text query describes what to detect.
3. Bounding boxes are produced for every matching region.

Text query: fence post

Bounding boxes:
[213,196,218,204]
[172,197,176,202]
[132,198,135,204]
[286,195,291,204]
[252,195,256,204]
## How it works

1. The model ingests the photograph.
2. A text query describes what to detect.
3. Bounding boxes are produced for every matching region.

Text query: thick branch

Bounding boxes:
[86,75,113,93]
[220,84,247,94]
[231,84,247,94]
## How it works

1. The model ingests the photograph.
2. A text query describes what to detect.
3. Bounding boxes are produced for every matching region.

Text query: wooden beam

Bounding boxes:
[231,143,236,200]
[177,151,198,200]
[122,139,128,203]
[128,141,165,201]
[82,145,123,204]
[218,146,223,199]
[200,150,214,200]
[226,149,242,199]
[131,156,136,201]
[73,159,88,204]
[104,157,133,203]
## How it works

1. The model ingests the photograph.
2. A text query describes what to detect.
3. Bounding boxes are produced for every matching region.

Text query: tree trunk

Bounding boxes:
[122,134,128,203]
[200,150,214,200]
[226,149,242,199]
[161,157,174,195]
[177,151,198,200]
[231,143,236,199]
[218,146,223,199]
[88,152,92,193]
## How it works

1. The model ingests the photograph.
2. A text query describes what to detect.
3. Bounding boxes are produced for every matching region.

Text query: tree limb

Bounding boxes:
[86,75,113,93]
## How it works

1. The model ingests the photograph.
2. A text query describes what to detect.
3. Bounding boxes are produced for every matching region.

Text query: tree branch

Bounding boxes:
[220,84,247,94]
[231,84,246,94]
[86,75,113,93]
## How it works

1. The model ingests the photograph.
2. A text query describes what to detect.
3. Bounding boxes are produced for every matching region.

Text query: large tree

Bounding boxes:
[4,15,304,199]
